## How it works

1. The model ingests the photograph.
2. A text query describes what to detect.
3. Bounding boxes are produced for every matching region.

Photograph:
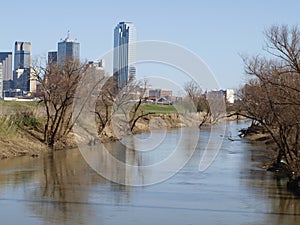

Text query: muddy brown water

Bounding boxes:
[0,120,299,225]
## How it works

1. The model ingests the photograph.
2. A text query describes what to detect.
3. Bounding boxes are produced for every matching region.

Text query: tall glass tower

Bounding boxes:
[113,22,136,88]
[57,31,80,64]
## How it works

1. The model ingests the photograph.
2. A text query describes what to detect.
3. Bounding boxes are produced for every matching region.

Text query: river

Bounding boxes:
[0,120,299,225]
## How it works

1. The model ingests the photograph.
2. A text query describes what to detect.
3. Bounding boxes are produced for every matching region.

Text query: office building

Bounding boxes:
[14,42,31,70]
[113,22,136,88]
[0,52,12,80]
[13,41,35,93]
[48,51,58,64]
[57,31,80,64]
[0,62,3,98]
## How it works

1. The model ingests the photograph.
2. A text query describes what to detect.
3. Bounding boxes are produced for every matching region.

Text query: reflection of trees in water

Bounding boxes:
[27,149,133,225]
[243,147,300,224]
[86,140,146,186]
[0,156,40,193]
[0,143,148,224]
[28,150,93,224]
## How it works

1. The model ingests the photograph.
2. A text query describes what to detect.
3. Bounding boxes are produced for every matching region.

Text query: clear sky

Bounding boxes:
[1,0,300,90]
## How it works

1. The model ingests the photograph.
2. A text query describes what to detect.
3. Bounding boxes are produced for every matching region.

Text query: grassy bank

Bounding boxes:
[0,113,48,159]
[141,104,177,114]
[0,101,48,159]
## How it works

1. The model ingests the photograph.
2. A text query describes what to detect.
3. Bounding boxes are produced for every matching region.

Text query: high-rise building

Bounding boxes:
[48,51,58,64]
[14,42,31,70]
[13,41,35,93]
[0,62,3,99]
[0,52,12,81]
[113,22,136,88]
[57,31,80,64]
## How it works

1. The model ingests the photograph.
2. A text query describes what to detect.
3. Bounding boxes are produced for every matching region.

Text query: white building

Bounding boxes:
[226,89,235,104]
[113,22,136,88]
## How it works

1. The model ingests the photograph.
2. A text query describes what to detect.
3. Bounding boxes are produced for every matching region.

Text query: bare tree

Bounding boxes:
[126,80,151,132]
[31,59,87,148]
[183,80,211,127]
[184,80,205,112]
[240,25,300,185]
[94,76,116,134]
[95,79,150,138]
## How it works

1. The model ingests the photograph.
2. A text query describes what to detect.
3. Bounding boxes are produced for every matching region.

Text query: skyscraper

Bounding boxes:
[113,22,136,88]
[57,31,80,64]
[14,42,31,70]
[48,51,58,64]
[0,52,12,80]
[13,42,33,92]
[0,62,3,99]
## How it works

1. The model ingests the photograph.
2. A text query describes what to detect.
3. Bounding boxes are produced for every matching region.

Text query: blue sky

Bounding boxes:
[1,0,300,90]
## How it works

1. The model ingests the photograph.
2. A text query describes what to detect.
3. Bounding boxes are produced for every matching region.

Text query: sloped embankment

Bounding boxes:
[0,115,49,159]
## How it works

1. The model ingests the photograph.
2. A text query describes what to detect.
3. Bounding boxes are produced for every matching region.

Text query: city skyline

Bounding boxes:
[1,0,300,90]
[0,32,82,97]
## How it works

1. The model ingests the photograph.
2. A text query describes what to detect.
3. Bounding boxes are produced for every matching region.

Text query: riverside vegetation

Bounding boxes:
[235,25,300,194]
[0,101,212,159]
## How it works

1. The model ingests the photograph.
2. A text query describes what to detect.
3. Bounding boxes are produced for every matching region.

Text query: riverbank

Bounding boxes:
[0,114,43,158]
[240,123,300,195]
[99,112,216,142]
[0,133,49,159]
[0,111,223,159]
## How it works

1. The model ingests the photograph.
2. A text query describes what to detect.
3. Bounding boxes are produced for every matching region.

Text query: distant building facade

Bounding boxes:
[226,89,235,104]
[0,62,3,98]
[14,42,31,70]
[113,22,136,88]
[86,60,106,79]
[88,59,105,69]
[58,32,80,64]
[149,88,173,103]
[3,80,14,92]
[205,89,235,104]
[0,52,12,81]
[13,41,35,92]
[0,52,13,98]
[48,51,58,64]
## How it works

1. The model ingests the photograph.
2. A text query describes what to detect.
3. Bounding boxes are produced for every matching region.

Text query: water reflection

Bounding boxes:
[27,151,94,224]
[78,127,199,186]
[241,146,300,225]
[0,121,299,224]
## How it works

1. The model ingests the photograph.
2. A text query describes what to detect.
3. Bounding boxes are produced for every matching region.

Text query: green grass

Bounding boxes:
[0,101,42,115]
[141,104,177,114]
